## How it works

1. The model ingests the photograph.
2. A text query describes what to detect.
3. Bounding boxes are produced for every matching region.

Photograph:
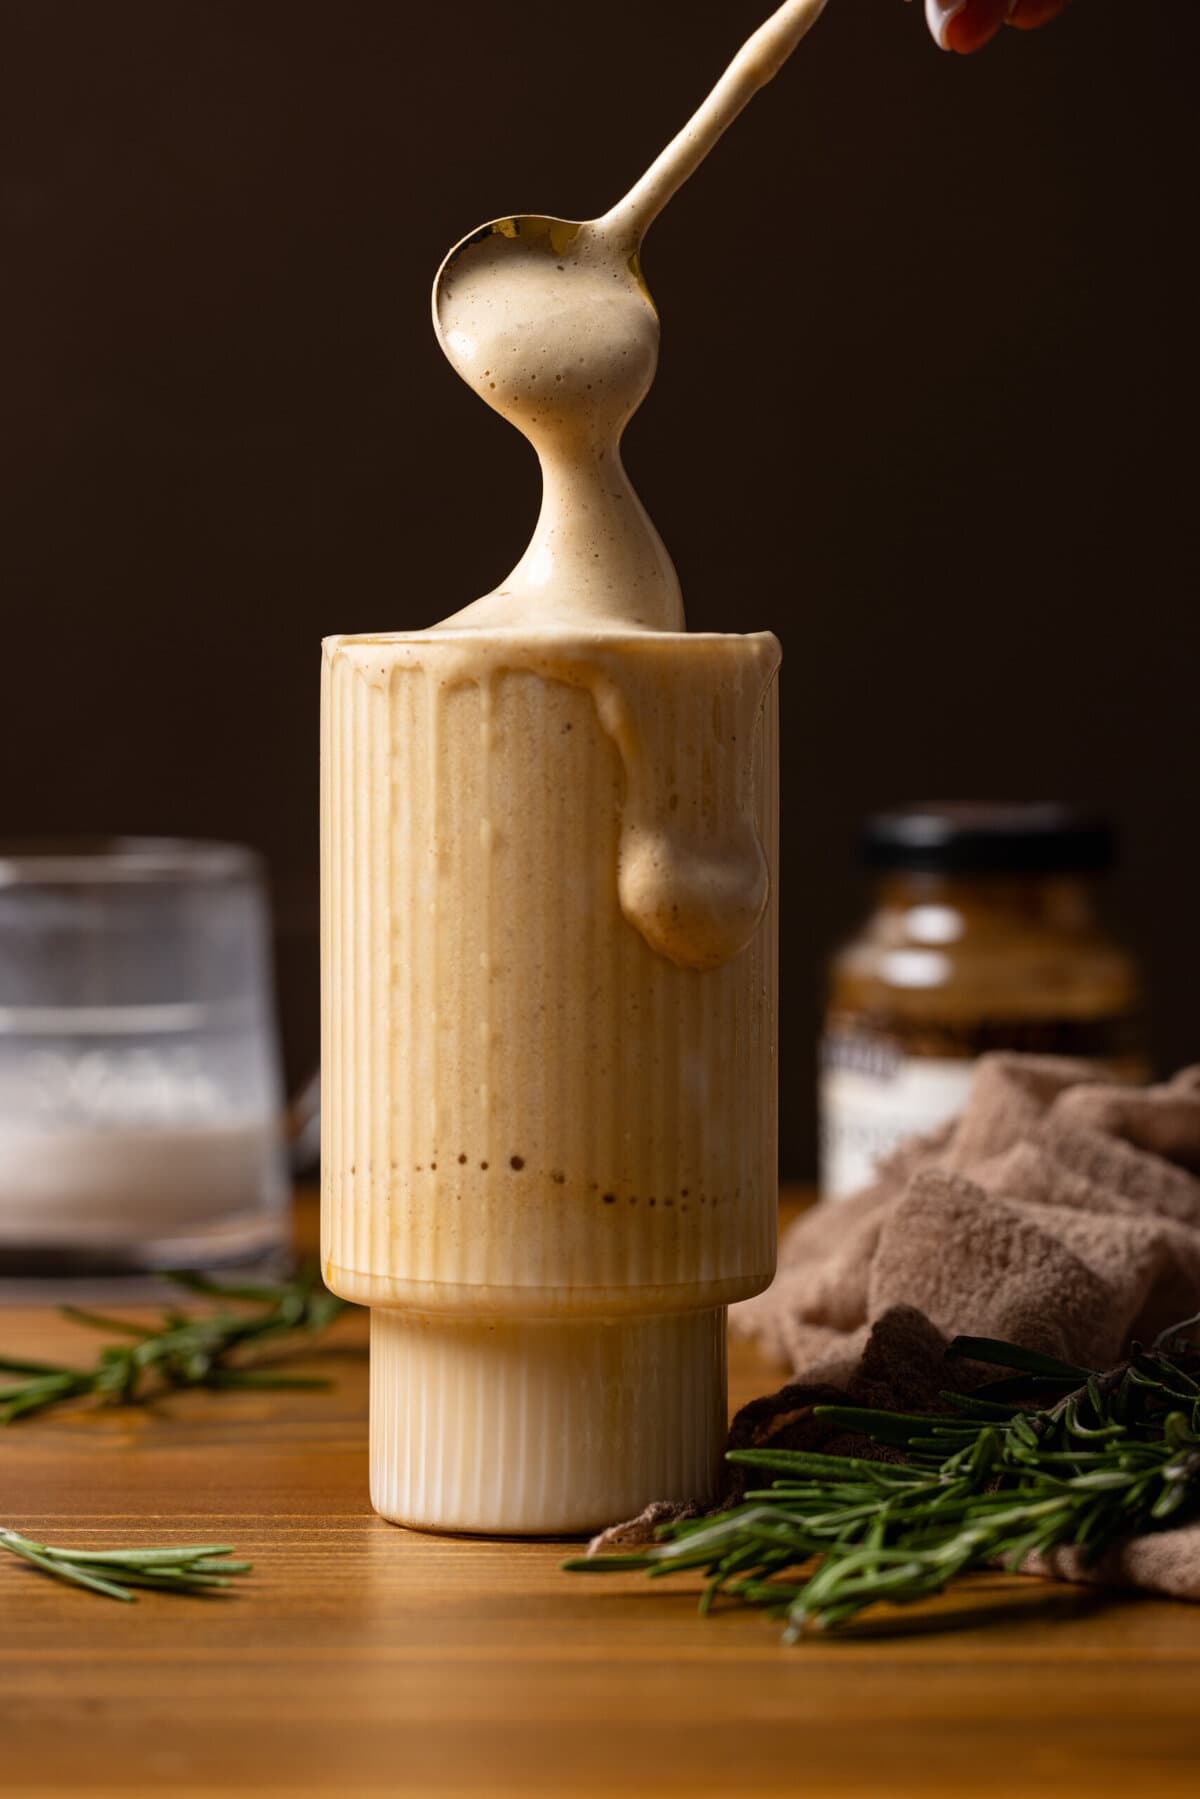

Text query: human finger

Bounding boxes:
[926,0,1016,55]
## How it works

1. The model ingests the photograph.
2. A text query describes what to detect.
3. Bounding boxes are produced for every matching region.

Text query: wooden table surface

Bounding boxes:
[3,1194,1198,1799]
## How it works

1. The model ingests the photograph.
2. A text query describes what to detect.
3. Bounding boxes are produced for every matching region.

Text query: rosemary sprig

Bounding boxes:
[0,1268,350,1423]
[0,1527,251,1602]
[565,1319,1200,1639]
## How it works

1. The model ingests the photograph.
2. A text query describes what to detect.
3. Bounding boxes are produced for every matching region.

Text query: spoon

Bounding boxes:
[431,0,829,633]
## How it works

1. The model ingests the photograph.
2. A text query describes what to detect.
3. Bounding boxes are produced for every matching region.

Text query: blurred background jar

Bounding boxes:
[820,805,1147,1200]
[0,839,291,1277]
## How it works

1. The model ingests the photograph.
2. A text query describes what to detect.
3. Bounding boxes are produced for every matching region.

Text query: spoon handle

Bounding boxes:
[597,0,830,245]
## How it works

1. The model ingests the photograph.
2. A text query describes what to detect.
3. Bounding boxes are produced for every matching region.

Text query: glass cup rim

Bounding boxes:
[0,837,263,888]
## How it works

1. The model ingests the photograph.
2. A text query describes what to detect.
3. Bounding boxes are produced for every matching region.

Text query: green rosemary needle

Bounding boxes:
[564,1316,1200,1639]
[0,1527,251,1602]
[0,1268,351,1423]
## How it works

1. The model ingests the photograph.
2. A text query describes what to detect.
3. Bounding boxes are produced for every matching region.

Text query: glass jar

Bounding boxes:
[0,838,291,1275]
[820,804,1146,1200]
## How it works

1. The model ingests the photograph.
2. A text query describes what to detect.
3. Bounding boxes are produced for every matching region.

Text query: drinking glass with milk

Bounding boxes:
[0,839,290,1275]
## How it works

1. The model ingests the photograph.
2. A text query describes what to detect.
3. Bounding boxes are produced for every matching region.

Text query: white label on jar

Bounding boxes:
[819,1054,976,1200]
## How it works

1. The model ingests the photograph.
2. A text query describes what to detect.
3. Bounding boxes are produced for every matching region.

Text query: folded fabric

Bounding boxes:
[726,1055,1200,1602]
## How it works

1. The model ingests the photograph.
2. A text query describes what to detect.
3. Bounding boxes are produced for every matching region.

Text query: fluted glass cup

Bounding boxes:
[322,632,779,1534]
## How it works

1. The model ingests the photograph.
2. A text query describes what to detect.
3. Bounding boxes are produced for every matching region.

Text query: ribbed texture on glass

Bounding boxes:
[321,642,778,1313]
[370,1304,727,1533]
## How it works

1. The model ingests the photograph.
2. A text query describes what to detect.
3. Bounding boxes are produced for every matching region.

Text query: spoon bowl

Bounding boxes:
[432,214,659,444]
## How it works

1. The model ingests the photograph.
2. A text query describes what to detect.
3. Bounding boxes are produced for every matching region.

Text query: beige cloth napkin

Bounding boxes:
[724,1055,1200,1601]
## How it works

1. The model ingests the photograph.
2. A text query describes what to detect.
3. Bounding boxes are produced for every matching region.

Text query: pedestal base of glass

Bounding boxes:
[369,1304,727,1535]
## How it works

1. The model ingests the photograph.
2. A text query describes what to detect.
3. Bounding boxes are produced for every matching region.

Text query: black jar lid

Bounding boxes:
[862,804,1115,875]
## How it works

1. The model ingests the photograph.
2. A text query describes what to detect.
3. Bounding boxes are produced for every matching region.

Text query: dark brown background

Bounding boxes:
[2,0,1197,1175]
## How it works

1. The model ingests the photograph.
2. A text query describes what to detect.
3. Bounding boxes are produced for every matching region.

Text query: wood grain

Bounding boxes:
[2,1194,1198,1798]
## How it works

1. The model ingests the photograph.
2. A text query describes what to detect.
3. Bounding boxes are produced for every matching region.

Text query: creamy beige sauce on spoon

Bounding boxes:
[431,0,829,633]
